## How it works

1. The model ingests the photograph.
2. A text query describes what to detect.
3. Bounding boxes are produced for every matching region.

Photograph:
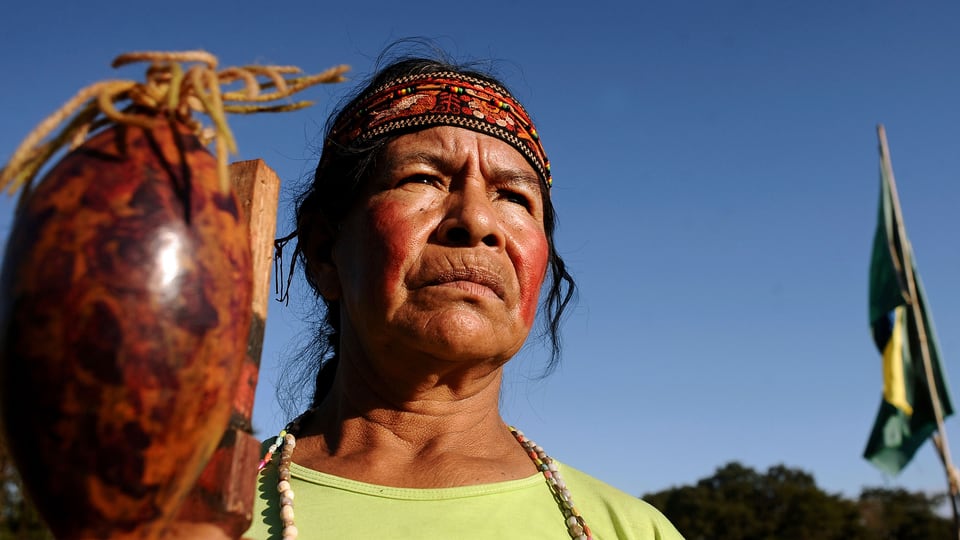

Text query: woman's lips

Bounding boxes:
[433,280,499,298]
[427,267,506,299]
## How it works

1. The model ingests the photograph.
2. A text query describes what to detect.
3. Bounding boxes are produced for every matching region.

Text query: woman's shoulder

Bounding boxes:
[557,462,685,540]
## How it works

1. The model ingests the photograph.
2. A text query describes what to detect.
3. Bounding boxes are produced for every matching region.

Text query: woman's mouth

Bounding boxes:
[427,267,506,299]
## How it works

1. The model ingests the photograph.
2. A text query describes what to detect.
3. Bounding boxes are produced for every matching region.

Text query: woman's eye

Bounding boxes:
[500,190,532,209]
[397,174,437,187]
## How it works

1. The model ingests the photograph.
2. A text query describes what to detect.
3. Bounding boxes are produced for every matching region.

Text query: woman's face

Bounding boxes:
[328,126,550,366]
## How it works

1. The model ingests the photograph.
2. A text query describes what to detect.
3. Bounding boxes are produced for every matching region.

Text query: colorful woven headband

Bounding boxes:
[328,71,552,187]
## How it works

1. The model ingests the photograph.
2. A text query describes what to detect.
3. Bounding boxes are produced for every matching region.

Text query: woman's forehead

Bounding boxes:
[383,127,539,181]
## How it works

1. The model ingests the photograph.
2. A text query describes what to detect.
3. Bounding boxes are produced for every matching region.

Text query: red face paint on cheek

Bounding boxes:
[368,199,424,300]
[516,233,550,328]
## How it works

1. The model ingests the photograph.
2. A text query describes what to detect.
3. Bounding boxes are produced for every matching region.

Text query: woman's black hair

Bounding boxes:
[278,47,576,416]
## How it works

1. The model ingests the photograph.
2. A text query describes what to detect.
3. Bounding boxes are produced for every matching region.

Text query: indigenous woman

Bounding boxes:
[248,55,683,540]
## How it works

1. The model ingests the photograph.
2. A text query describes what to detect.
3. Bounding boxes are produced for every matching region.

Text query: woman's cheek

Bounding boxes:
[516,234,550,327]
[370,200,426,296]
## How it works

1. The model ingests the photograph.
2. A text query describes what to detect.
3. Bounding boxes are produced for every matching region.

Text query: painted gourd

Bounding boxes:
[0,116,252,539]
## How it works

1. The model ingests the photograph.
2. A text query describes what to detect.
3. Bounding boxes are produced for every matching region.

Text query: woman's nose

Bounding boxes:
[436,182,504,248]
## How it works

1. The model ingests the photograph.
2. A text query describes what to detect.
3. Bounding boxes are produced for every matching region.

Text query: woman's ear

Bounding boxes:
[299,213,341,301]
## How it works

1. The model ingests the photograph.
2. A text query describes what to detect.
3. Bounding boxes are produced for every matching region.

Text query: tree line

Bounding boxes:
[642,461,952,540]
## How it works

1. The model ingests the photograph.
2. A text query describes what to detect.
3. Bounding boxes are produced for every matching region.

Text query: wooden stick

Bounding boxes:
[878,124,960,539]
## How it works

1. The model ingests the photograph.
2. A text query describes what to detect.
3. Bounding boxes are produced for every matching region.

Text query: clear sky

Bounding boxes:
[2,0,959,504]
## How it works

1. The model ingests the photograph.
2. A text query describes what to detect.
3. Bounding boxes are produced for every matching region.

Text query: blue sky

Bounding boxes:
[2,0,959,504]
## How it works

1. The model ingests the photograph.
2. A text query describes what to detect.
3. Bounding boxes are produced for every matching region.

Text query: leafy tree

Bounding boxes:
[643,462,950,540]
[858,487,952,540]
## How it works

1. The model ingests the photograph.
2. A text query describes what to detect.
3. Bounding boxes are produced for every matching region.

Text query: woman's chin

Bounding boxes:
[399,316,528,364]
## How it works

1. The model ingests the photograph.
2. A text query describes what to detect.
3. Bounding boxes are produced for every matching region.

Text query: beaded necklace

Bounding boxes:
[258,424,593,540]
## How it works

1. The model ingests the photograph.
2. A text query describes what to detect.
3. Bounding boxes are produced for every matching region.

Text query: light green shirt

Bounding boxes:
[247,457,684,539]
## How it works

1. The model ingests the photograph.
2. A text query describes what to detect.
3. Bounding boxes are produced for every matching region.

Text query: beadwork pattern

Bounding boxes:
[261,423,592,539]
[511,427,593,540]
[327,71,552,187]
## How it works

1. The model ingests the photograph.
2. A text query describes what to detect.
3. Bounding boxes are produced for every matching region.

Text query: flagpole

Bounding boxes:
[877,124,960,536]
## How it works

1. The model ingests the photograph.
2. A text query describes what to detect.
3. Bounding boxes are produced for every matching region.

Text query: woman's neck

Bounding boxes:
[291,353,535,487]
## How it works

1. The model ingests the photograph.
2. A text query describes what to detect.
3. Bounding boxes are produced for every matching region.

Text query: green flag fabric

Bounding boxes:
[863,134,954,475]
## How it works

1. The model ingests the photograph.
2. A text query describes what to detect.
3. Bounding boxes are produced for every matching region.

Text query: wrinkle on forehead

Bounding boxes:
[382,128,541,187]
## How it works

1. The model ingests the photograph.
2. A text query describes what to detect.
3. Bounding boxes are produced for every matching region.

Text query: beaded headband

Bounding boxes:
[328,71,552,187]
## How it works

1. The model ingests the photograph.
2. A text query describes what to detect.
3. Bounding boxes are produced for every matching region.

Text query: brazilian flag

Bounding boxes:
[863,127,954,475]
